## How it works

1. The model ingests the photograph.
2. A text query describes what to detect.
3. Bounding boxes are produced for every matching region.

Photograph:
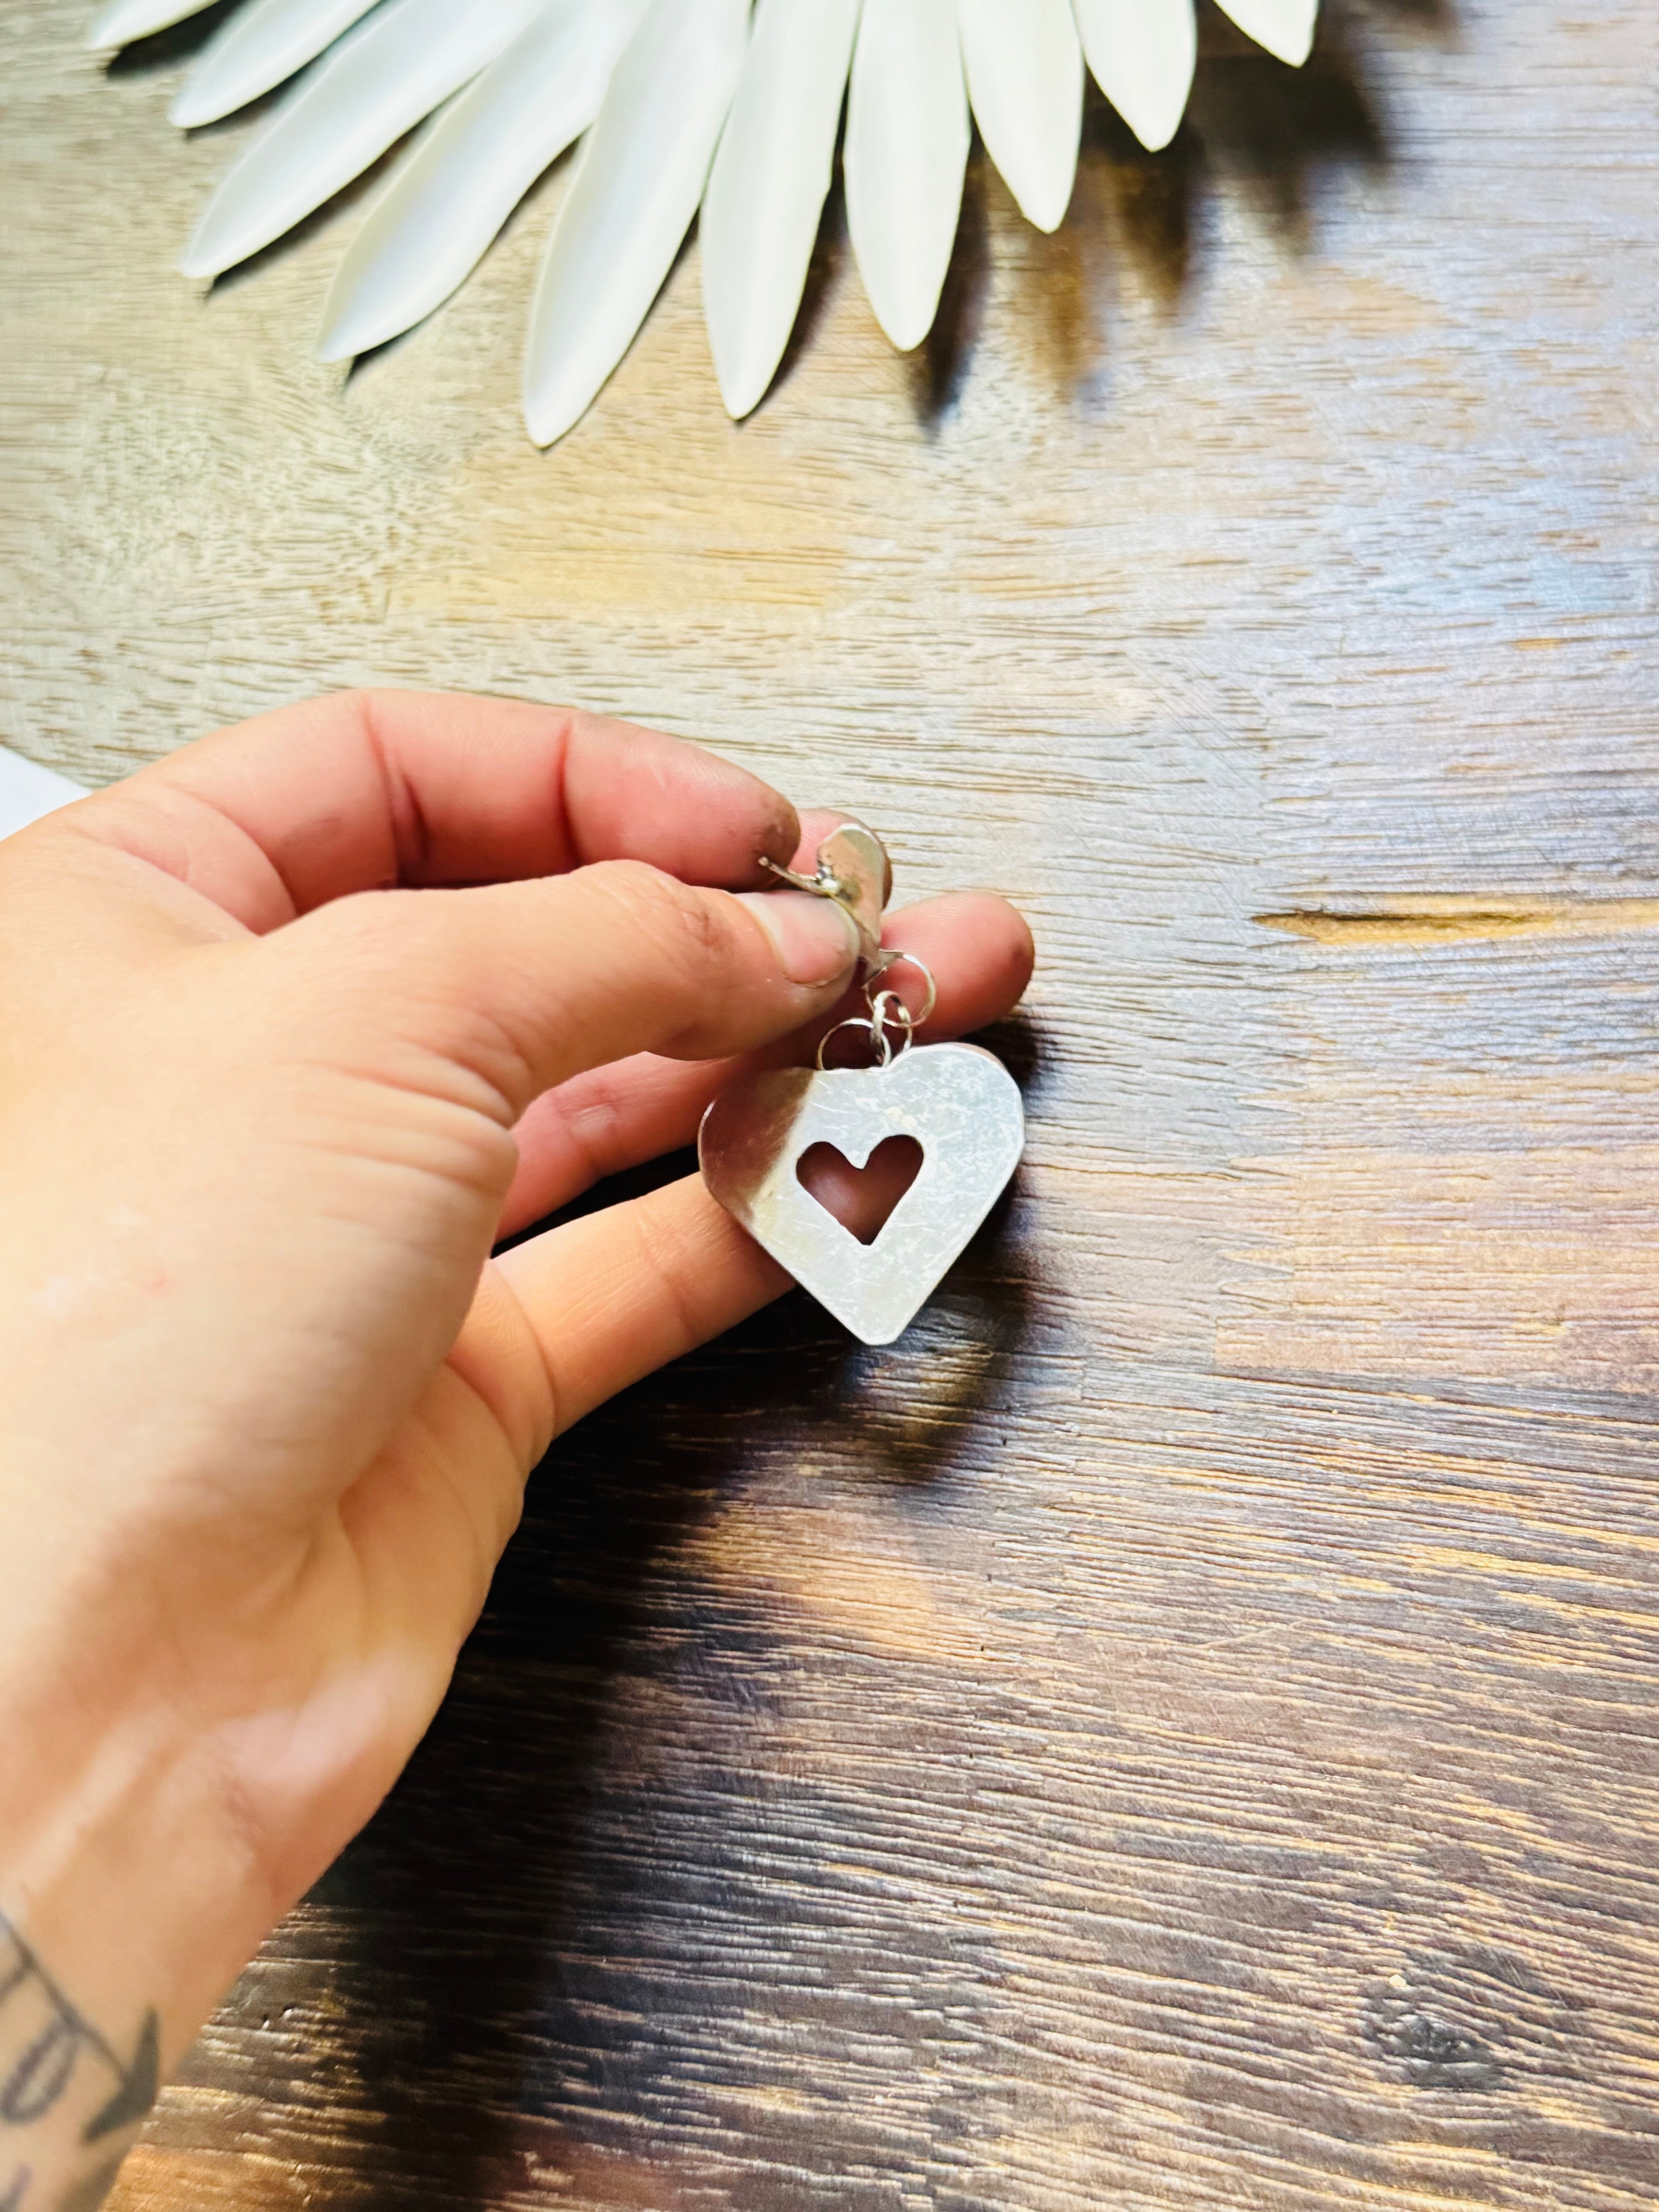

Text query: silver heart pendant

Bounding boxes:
[699,1042,1025,1345]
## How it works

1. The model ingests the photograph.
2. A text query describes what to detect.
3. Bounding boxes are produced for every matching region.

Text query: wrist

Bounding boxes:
[0,1896,160,2212]
[0,1612,273,2212]
[0,1678,270,2031]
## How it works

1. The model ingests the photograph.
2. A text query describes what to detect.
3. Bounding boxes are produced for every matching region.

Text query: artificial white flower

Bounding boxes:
[89,0,1318,443]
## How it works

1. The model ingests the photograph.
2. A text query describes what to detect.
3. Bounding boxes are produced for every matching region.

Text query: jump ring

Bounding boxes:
[873,948,938,1027]
[866,988,914,1037]
[816,1015,891,1072]
[863,989,914,1064]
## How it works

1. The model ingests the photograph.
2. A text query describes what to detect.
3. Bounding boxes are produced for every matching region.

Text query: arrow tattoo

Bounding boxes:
[0,1911,160,2212]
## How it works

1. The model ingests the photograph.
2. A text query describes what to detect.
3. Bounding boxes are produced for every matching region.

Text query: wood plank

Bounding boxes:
[3,0,1657,2203]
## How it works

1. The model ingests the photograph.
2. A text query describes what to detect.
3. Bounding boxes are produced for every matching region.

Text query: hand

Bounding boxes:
[0,692,1032,2207]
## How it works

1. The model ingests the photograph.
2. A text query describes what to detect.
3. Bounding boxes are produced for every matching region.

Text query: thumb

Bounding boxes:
[262,858,866,1118]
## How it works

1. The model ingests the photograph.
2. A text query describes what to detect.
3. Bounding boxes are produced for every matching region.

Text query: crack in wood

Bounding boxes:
[1256,896,1659,947]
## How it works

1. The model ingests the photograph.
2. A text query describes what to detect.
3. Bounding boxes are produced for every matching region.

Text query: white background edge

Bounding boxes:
[0,746,87,839]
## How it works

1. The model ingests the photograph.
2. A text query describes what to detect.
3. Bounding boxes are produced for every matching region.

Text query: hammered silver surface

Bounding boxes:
[699,1042,1025,1345]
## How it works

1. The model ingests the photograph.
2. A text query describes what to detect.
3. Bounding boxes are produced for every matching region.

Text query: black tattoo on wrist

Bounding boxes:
[0,1910,159,2212]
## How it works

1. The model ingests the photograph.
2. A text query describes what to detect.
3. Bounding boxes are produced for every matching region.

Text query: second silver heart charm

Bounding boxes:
[699,1041,1025,1345]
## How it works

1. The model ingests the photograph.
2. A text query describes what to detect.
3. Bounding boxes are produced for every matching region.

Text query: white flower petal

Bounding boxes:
[1071,0,1194,152]
[318,0,649,364]
[170,0,384,126]
[1214,0,1316,67]
[87,0,215,47]
[522,0,748,448]
[958,0,1080,234]
[180,0,549,277]
[701,0,862,421]
[845,0,969,354]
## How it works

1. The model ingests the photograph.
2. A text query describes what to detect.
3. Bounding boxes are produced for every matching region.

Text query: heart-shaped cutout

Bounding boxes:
[700,1043,1024,1344]
[797,1133,924,1245]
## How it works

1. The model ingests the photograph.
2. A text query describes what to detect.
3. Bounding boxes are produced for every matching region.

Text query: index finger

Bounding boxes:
[47,690,799,935]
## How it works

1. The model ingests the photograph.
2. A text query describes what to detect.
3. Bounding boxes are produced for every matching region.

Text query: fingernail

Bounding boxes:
[737,889,862,986]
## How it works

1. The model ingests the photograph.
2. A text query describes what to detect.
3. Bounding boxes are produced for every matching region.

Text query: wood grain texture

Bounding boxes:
[4,0,1659,2203]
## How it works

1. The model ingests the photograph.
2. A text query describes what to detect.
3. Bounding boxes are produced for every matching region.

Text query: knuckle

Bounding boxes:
[326,685,383,762]
[628,1192,705,1358]
[270,890,460,1037]
[585,859,729,973]
[309,885,424,974]
[331,684,376,721]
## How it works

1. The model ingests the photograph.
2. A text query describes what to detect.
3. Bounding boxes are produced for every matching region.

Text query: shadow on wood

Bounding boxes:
[102,1,243,75]
[936,0,1403,413]
[293,1066,1039,2205]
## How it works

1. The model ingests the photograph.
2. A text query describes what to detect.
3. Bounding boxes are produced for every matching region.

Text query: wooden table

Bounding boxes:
[6,1,1659,2204]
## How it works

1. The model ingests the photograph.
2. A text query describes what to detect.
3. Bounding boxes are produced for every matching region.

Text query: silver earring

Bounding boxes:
[699,820,1025,1345]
